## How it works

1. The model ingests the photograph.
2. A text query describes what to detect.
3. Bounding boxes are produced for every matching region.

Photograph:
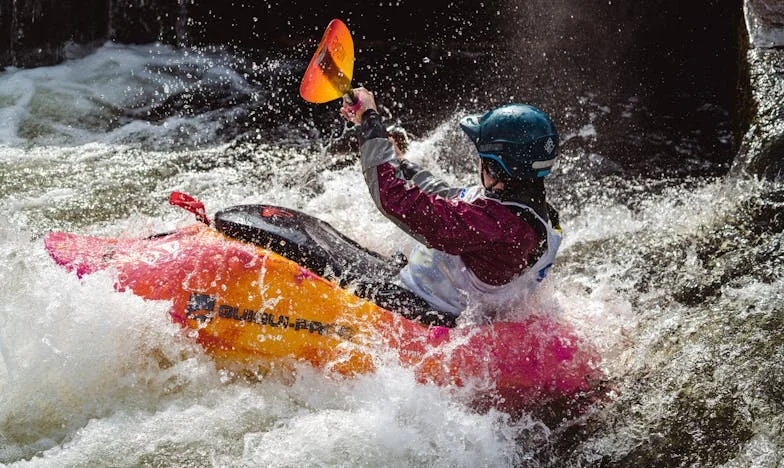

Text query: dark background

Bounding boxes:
[0,0,745,175]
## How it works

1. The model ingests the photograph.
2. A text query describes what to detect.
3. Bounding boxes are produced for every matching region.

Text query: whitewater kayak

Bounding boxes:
[43,197,605,413]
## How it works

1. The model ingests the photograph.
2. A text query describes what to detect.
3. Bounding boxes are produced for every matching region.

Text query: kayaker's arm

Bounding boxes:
[398,159,461,198]
[357,111,537,257]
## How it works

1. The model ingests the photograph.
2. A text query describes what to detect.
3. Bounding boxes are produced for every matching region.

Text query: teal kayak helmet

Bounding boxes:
[459,104,558,179]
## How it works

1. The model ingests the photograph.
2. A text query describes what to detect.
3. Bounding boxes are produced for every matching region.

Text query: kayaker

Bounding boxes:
[341,87,562,326]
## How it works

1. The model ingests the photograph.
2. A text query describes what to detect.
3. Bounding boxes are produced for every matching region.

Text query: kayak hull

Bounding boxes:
[44,223,605,412]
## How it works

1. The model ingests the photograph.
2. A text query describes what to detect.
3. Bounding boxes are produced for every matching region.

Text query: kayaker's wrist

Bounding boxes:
[398,158,422,179]
[359,109,388,145]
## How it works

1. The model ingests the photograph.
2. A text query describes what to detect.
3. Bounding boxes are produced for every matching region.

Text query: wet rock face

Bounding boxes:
[745,0,784,48]
[733,0,784,180]
[0,0,108,67]
[0,0,505,67]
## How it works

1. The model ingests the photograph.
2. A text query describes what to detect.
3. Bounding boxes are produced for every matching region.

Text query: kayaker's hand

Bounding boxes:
[340,87,377,124]
[390,137,404,159]
[387,125,410,160]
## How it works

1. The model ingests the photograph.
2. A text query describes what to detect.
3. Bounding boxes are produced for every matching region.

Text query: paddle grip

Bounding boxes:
[343,90,362,113]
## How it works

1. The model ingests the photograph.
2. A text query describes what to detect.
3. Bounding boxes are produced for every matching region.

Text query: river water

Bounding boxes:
[0,42,782,467]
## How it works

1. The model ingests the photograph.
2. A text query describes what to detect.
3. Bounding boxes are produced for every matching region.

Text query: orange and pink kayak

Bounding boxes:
[43,201,606,414]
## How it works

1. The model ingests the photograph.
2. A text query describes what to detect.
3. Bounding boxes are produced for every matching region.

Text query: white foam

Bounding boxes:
[0,42,252,147]
[0,221,220,462]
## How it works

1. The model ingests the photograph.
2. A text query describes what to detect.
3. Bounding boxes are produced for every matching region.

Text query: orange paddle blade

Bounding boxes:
[300,19,354,103]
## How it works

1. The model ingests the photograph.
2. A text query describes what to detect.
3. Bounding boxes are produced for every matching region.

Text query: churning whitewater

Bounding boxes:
[0,43,782,466]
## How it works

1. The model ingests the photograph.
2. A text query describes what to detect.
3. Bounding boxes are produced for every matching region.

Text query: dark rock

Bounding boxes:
[733,0,784,179]
[745,0,784,48]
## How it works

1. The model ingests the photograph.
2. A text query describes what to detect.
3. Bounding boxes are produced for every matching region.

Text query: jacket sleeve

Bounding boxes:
[398,159,461,198]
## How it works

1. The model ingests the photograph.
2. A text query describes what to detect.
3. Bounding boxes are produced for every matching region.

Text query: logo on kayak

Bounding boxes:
[186,292,355,341]
[261,207,295,218]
